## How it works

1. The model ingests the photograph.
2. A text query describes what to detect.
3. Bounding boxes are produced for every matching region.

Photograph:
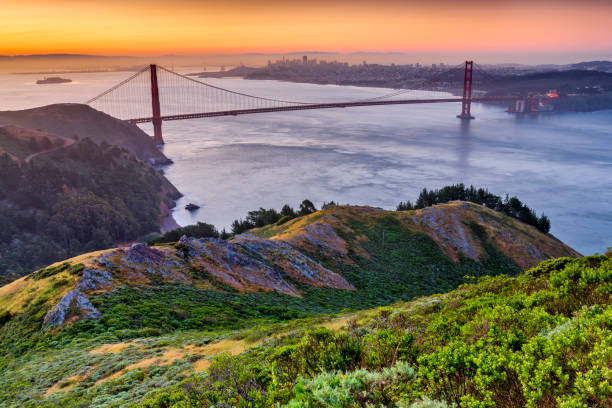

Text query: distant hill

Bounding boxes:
[570,60,612,73]
[485,69,612,111]
[0,122,180,285]
[0,202,588,407]
[0,104,171,165]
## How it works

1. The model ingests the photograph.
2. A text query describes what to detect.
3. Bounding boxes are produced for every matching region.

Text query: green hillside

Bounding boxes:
[138,255,611,408]
[0,202,585,407]
[0,134,180,285]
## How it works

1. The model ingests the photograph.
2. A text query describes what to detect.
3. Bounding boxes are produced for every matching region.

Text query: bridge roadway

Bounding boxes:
[127,96,517,124]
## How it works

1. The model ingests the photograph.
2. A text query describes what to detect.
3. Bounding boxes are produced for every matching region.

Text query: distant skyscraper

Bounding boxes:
[303,55,307,65]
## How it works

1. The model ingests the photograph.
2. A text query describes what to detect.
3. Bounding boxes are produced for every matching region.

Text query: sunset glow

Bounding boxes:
[2,0,612,56]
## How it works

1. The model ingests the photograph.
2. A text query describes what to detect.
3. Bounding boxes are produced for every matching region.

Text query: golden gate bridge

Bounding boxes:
[86,61,520,145]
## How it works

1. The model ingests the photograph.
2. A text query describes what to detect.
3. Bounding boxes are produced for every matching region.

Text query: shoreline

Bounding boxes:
[160,213,180,233]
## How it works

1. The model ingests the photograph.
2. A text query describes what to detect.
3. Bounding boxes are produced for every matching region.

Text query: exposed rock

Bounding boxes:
[234,234,354,290]
[95,253,116,268]
[118,243,190,283]
[123,243,168,266]
[185,203,200,211]
[76,268,114,292]
[413,205,480,261]
[178,236,301,296]
[43,289,100,330]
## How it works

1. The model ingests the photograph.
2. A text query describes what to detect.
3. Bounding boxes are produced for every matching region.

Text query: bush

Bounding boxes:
[231,199,317,234]
[148,222,219,244]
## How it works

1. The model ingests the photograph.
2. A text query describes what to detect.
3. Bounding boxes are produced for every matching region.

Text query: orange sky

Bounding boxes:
[2,0,612,56]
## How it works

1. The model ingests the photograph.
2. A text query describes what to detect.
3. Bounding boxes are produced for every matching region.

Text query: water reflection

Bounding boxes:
[457,118,472,179]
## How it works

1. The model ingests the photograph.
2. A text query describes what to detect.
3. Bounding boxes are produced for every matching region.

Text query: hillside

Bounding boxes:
[0,202,583,407]
[0,133,181,285]
[0,125,71,162]
[140,255,611,408]
[0,104,171,165]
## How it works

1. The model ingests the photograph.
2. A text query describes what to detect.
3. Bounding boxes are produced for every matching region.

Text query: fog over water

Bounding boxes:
[1,72,611,255]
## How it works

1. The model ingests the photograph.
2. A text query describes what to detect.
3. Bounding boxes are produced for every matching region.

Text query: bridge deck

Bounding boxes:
[127,96,516,124]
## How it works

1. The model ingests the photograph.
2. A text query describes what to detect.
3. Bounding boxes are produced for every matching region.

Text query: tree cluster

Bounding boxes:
[148,222,226,244]
[397,184,551,234]
[231,199,317,235]
[0,138,169,284]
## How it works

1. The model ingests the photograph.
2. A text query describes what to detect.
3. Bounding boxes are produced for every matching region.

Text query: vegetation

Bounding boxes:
[138,255,612,408]
[0,138,173,285]
[397,184,551,233]
[230,199,317,234]
[0,197,585,407]
[148,222,225,244]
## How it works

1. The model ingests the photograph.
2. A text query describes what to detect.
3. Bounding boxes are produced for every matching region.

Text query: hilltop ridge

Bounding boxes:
[0,201,578,330]
[0,104,171,165]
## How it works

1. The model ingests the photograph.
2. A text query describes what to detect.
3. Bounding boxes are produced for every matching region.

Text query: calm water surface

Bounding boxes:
[1,72,610,254]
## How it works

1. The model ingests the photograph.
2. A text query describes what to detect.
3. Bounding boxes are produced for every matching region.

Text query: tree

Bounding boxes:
[507,196,523,217]
[280,204,296,217]
[396,201,414,211]
[299,199,317,216]
[537,215,551,234]
[149,222,219,244]
[41,136,53,150]
[27,137,40,152]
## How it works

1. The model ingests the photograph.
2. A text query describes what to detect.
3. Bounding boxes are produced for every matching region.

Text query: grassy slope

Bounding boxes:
[139,255,612,408]
[0,203,581,407]
[0,125,67,160]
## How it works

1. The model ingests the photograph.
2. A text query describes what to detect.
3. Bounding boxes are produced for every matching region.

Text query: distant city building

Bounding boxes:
[303,55,307,65]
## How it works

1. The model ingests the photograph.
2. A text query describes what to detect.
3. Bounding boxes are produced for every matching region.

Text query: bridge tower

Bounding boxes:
[457,60,475,120]
[150,64,164,145]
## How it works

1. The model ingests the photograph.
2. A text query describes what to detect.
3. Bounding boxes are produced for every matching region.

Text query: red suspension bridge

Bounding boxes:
[86,61,519,145]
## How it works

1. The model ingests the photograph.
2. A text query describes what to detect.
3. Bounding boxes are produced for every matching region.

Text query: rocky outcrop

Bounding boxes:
[118,243,190,283]
[177,236,301,296]
[75,268,114,292]
[43,289,100,330]
[412,205,480,261]
[123,243,168,266]
[234,234,354,290]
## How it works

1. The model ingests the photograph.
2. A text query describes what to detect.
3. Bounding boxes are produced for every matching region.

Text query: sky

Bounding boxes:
[2,0,612,63]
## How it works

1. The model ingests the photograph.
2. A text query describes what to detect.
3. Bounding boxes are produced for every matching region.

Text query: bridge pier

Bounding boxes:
[150,64,164,145]
[457,60,475,120]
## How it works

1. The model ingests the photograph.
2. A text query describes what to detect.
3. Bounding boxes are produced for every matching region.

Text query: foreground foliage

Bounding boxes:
[0,205,583,407]
[139,256,611,408]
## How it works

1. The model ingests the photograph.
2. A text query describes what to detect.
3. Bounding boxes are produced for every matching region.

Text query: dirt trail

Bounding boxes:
[23,137,74,164]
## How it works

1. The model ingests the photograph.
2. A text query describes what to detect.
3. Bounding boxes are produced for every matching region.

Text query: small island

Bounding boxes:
[185,203,200,211]
[36,76,72,84]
